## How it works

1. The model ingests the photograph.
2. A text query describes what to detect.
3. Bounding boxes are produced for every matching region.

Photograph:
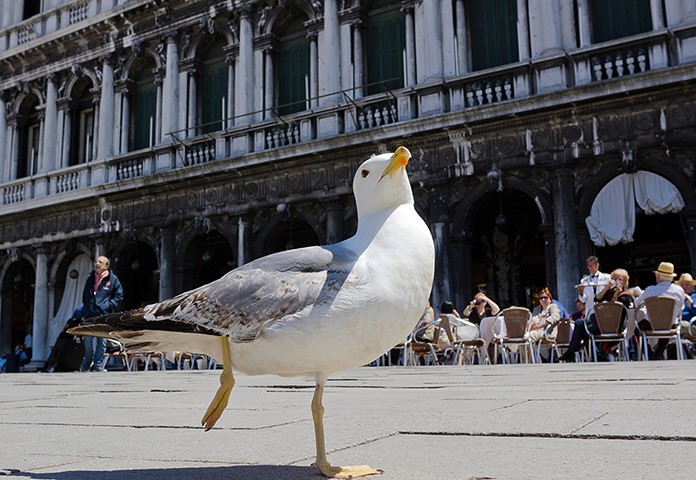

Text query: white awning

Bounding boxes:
[585,171,684,247]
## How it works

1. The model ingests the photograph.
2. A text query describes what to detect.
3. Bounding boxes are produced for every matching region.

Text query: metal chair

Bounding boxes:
[585,302,629,362]
[492,307,535,364]
[638,296,684,361]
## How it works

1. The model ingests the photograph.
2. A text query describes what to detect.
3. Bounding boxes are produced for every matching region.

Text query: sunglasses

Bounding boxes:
[539,296,550,300]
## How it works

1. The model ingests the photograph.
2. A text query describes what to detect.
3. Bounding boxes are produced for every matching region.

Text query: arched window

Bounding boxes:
[200,38,229,134]
[277,15,309,115]
[366,1,405,95]
[130,60,157,151]
[68,79,95,166]
[590,0,652,43]
[469,0,519,71]
[16,95,40,179]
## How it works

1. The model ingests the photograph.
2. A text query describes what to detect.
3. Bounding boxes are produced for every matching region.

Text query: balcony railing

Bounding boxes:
[0,28,691,207]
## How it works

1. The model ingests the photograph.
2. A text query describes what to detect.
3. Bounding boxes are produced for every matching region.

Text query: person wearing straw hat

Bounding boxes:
[675,273,696,338]
[634,262,685,358]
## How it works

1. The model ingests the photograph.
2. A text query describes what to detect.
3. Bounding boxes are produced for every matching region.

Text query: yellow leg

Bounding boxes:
[311,381,383,479]
[201,336,235,431]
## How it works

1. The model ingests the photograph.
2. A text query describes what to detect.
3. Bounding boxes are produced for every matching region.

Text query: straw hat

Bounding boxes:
[675,273,696,286]
[654,261,677,277]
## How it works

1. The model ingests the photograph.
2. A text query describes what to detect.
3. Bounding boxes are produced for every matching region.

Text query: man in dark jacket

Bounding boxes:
[81,256,123,372]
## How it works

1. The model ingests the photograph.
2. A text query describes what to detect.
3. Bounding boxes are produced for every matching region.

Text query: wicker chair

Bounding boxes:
[585,302,629,362]
[638,296,684,360]
[535,317,576,363]
[492,307,535,364]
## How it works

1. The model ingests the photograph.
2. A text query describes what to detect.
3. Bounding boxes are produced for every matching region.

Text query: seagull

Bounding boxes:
[70,146,435,478]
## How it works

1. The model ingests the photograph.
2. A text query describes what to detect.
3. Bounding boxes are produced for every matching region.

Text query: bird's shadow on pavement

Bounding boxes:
[16,465,323,480]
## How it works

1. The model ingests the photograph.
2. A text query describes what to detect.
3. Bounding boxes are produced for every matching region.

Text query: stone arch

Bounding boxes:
[187,29,235,60]
[577,156,696,286]
[111,237,160,310]
[12,88,44,115]
[0,254,36,356]
[255,207,323,257]
[452,177,553,235]
[120,49,162,81]
[177,227,235,292]
[450,177,552,308]
[259,1,318,37]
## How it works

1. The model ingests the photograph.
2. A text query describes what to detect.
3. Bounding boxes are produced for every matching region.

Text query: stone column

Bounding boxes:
[421,0,442,81]
[0,95,6,183]
[403,3,417,86]
[432,221,452,312]
[352,21,364,98]
[226,55,236,128]
[551,170,580,310]
[684,213,696,274]
[159,226,175,300]
[97,57,114,159]
[454,0,468,74]
[577,0,592,46]
[308,32,319,108]
[325,202,344,245]
[541,226,556,298]
[42,75,58,172]
[650,0,665,29]
[528,0,564,57]
[264,47,274,120]
[32,249,49,362]
[186,68,197,137]
[237,215,253,266]
[9,119,18,179]
[115,81,130,153]
[55,97,68,168]
[451,232,473,313]
[154,74,163,145]
[162,32,179,143]
[517,0,531,60]
[236,6,254,124]
[321,0,341,105]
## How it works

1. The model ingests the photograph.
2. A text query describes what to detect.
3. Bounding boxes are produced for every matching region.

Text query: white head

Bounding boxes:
[352,146,414,218]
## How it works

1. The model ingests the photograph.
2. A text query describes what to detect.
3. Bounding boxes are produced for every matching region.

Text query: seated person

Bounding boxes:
[570,299,585,321]
[633,262,685,358]
[560,268,634,362]
[674,273,696,339]
[528,288,561,346]
[462,292,500,325]
[439,301,478,343]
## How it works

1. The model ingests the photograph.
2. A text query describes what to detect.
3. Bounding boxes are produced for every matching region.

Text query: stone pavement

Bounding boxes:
[0,361,694,479]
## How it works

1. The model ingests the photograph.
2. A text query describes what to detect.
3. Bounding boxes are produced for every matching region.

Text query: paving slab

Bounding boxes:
[0,361,694,479]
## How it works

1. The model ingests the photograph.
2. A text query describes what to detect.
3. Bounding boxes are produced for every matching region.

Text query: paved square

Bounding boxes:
[1,362,694,479]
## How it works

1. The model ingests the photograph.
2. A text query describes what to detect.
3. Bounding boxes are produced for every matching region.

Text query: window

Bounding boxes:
[469,0,519,71]
[278,36,309,115]
[133,81,156,150]
[78,109,94,164]
[23,0,41,20]
[590,0,652,43]
[366,8,404,95]
[16,95,40,179]
[276,15,309,116]
[69,80,95,166]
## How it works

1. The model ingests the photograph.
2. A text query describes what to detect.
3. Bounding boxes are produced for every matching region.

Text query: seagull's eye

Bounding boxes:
[361,169,370,178]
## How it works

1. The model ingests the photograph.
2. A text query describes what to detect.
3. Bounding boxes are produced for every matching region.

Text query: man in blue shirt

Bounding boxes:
[81,256,124,372]
[675,273,696,338]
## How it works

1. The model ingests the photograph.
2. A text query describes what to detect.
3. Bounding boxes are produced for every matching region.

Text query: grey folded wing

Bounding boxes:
[144,245,356,342]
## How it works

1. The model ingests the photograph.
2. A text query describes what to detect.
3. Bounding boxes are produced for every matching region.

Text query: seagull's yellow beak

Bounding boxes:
[379,146,411,182]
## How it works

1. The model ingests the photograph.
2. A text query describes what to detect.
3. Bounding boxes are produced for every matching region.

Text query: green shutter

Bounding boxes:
[366,10,405,96]
[279,36,309,116]
[134,82,157,150]
[470,0,519,71]
[590,0,652,43]
[202,60,229,133]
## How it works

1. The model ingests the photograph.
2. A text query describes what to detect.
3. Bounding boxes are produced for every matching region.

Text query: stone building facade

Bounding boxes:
[0,0,695,362]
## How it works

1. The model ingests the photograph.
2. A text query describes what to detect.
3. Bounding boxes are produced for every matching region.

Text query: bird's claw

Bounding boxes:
[313,461,384,479]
